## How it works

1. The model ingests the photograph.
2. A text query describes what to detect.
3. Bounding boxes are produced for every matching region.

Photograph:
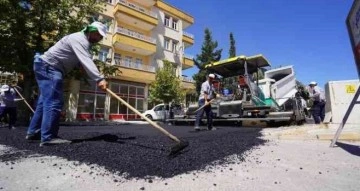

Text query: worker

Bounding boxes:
[307,81,326,124]
[0,84,23,130]
[194,74,218,131]
[26,21,108,146]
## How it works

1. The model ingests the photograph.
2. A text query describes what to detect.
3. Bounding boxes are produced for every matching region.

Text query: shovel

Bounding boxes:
[106,88,189,156]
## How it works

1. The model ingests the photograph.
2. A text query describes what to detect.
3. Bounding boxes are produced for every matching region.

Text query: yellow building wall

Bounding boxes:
[114,4,158,26]
[114,49,150,64]
[113,34,156,52]
[182,35,194,45]
[117,22,151,36]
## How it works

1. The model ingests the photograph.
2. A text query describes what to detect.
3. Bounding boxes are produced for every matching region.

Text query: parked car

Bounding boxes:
[142,103,184,121]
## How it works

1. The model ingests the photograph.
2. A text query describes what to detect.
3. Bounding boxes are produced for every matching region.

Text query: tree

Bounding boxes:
[0,0,106,91]
[193,28,222,94]
[229,32,236,58]
[149,60,184,105]
[0,0,113,122]
[224,32,237,90]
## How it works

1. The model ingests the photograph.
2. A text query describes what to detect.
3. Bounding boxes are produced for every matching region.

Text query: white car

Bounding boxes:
[142,104,184,121]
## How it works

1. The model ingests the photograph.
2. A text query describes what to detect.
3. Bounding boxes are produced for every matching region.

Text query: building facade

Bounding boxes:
[68,0,195,121]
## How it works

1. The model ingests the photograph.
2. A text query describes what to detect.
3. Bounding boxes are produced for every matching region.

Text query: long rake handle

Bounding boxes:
[194,99,215,113]
[13,87,35,113]
[106,88,181,143]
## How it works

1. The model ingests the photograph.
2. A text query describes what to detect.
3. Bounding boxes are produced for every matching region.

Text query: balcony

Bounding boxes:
[181,76,195,90]
[183,54,194,69]
[114,0,158,30]
[130,0,155,7]
[183,31,194,47]
[112,59,156,84]
[113,27,156,55]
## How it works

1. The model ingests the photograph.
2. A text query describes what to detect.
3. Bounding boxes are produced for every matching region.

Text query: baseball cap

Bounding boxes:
[309,81,317,85]
[1,85,9,92]
[88,21,107,37]
[208,74,215,78]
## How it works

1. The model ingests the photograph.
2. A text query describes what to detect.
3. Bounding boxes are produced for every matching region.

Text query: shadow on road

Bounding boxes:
[336,142,360,157]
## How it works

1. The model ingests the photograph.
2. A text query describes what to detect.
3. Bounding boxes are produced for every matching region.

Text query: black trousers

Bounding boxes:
[312,101,325,124]
[0,107,17,128]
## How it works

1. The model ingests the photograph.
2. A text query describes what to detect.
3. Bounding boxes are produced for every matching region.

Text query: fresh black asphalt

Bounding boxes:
[0,123,266,179]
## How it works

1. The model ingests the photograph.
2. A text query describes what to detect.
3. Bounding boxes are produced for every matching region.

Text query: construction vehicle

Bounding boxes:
[168,54,306,126]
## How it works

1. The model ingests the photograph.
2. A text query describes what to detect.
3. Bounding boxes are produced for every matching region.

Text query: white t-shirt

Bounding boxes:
[199,81,214,100]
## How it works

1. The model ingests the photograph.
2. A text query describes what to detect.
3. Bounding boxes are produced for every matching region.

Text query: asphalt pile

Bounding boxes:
[0,124,266,178]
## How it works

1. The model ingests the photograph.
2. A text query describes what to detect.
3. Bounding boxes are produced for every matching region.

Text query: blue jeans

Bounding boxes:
[27,60,64,142]
[195,99,213,129]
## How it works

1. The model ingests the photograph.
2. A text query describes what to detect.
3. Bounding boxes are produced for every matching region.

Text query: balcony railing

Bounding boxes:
[116,27,156,44]
[114,59,156,73]
[184,54,194,60]
[181,76,195,83]
[183,31,194,39]
[117,0,157,18]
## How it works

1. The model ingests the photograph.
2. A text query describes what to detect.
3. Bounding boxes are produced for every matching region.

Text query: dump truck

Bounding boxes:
[168,54,306,126]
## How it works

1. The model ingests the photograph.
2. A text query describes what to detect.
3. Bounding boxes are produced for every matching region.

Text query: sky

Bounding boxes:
[166,0,359,88]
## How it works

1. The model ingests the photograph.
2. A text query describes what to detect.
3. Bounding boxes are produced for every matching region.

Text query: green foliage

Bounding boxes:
[229,32,236,58]
[0,0,105,76]
[193,28,222,94]
[149,60,184,104]
[224,32,237,88]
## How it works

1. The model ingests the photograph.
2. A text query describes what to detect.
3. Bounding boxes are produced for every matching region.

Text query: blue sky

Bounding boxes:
[166,0,358,88]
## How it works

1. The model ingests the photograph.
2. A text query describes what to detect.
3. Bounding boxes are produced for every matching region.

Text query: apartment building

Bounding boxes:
[71,0,195,121]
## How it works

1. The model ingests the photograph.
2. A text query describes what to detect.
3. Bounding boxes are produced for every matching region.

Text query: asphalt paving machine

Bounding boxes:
[169,54,306,126]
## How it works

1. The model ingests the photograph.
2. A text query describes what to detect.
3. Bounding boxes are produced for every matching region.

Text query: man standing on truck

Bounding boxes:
[194,74,217,131]
[307,81,326,124]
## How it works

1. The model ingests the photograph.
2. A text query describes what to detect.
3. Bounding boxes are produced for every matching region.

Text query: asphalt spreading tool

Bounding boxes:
[193,99,216,114]
[13,87,35,113]
[106,88,189,156]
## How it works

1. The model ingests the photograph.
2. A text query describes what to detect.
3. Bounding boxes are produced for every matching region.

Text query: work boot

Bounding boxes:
[40,138,71,147]
[208,127,217,131]
[26,132,41,141]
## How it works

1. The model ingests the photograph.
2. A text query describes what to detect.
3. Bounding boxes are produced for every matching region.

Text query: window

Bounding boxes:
[164,38,170,51]
[129,86,136,96]
[110,83,120,93]
[172,19,178,30]
[98,47,109,62]
[164,15,170,27]
[137,87,144,97]
[125,56,132,67]
[77,93,95,113]
[120,85,128,95]
[135,58,142,68]
[103,19,112,32]
[137,99,144,113]
[172,41,178,53]
[114,53,122,65]
[110,97,119,113]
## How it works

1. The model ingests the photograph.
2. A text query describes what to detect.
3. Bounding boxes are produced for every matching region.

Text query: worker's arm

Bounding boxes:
[70,36,107,90]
